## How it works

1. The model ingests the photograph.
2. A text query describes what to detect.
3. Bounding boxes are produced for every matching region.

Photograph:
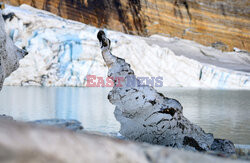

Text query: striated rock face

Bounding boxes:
[0,10,27,90]
[97,30,235,154]
[3,0,250,51]
[0,119,243,163]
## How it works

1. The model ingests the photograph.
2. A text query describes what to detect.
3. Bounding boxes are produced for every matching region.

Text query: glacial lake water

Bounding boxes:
[0,86,249,145]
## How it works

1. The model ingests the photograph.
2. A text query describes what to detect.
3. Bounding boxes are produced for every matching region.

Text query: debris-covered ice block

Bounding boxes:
[97,30,235,154]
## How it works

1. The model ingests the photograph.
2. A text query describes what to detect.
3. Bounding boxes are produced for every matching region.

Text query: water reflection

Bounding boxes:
[159,88,250,145]
[0,86,249,144]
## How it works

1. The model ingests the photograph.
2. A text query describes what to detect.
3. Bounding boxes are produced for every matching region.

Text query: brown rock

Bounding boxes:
[2,0,250,51]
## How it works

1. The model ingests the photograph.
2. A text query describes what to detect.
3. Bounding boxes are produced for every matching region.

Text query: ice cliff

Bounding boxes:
[0,9,27,90]
[2,5,250,89]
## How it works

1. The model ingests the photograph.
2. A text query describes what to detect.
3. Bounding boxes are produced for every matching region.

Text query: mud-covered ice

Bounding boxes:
[2,4,250,89]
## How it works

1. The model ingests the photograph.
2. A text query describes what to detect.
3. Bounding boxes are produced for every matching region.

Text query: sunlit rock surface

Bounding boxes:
[2,5,250,89]
[3,0,250,51]
[0,10,27,90]
[97,30,235,153]
[0,119,244,163]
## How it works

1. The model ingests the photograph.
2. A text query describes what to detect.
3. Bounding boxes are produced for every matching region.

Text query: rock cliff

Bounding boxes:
[2,0,250,51]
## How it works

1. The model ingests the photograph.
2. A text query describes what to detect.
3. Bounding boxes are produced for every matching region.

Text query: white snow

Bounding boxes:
[2,4,250,89]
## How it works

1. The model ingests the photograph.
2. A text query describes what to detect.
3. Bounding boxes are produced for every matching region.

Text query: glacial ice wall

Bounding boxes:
[2,5,250,89]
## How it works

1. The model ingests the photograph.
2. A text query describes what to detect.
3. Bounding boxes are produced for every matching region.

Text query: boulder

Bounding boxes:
[97,30,235,154]
[0,9,27,90]
[0,118,243,163]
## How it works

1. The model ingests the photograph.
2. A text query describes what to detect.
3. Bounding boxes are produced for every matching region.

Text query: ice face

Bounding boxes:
[2,5,250,89]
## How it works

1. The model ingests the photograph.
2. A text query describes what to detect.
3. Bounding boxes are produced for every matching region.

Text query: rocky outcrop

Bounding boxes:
[2,0,250,51]
[97,30,235,154]
[30,119,84,131]
[0,9,27,90]
[0,118,244,163]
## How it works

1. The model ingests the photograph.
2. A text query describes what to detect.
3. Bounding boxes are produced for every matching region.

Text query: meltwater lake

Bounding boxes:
[0,86,249,145]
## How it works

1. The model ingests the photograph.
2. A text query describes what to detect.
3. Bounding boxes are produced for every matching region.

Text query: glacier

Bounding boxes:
[2,4,250,89]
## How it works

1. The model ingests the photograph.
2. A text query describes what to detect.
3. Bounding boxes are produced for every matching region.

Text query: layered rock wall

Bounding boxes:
[3,0,250,51]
